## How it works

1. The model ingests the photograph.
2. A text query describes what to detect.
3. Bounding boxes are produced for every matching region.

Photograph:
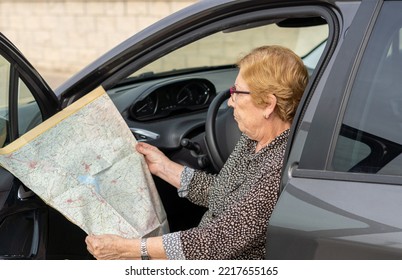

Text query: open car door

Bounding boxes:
[0,33,68,259]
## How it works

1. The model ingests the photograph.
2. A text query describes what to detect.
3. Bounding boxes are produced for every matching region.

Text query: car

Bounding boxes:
[0,0,401,260]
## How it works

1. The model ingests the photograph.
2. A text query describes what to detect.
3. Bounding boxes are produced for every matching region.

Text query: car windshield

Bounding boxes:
[128,22,328,80]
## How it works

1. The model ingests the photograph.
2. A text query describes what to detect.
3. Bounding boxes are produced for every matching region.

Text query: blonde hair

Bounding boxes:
[237,45,308,122]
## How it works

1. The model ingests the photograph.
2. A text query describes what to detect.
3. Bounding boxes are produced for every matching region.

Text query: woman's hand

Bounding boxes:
[136,142,184,188]
[136,142,169,176]
[85,234,139,260]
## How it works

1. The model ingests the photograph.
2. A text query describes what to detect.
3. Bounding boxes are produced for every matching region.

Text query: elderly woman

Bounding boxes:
[85,45,308,260]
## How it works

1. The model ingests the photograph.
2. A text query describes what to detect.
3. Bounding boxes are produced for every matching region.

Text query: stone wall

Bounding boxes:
[0,0,197,88]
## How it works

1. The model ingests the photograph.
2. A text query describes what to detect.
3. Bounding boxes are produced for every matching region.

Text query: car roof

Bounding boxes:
[55,0,360,101]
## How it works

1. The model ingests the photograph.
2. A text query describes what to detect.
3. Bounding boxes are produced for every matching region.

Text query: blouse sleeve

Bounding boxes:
[184,169,218,208]
[162,231,186,260]
[177,166,195,198]
[179,165,281,259]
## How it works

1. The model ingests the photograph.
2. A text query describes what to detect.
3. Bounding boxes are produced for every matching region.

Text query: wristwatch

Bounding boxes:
[140,238,150,260]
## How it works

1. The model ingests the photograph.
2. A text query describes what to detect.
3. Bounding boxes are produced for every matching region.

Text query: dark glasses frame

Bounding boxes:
[229,86,251,95]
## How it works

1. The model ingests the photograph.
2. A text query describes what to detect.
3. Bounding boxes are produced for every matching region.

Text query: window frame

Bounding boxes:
[0,34,59,143]
[330,1,402,176]
[296,0,402,185]
[298,1,381,170]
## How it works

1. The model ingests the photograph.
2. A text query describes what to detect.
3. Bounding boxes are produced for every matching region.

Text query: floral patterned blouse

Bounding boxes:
[162,129,289,259]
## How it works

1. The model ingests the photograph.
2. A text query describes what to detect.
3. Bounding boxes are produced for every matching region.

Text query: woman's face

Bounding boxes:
[228,72,267,141]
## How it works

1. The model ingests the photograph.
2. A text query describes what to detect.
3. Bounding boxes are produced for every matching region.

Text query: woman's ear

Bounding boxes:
[263,94,277,119]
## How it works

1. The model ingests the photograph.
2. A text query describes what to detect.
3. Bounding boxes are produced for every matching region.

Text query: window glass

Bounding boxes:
[332,137,371,172]
[0,56,10,147]
[18,78,42,136]
[332,2,402,175]
[129,22,328,78]
[0,56,42,146]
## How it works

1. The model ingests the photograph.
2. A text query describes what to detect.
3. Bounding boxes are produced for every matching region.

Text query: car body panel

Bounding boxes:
[268,177,402,259]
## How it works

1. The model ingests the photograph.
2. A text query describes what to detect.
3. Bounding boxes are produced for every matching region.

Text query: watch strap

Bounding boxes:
[140,238,150,260]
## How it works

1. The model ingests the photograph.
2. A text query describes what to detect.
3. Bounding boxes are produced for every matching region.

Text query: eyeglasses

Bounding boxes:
[229,86,250,102]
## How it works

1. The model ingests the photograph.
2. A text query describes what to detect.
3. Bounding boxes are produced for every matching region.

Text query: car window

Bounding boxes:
[0,56,10,147]
[302,40,327,75]
[129,22,328,79]
[332,2,402,175]
[18,79,42,135]
[18,78,42,136]
[0,53,43,147]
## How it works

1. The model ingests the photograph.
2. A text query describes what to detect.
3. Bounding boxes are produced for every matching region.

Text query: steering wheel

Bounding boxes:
[205,89,241,171]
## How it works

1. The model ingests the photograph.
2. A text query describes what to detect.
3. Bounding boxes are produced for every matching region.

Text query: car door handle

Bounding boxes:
[130,128,160,141]
[18,184,35,200]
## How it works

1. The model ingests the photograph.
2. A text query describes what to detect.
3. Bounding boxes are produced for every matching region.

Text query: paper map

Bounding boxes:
[0,86,168,238]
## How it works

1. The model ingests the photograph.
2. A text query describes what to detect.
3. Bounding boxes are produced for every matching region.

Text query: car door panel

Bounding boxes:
[268,177,402,259]
[0,175,49,259]
[0,208,46,259]
[0,169,13,211]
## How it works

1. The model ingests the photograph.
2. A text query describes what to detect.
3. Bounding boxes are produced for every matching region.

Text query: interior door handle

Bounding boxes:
[130,128,160,141]
[18,184,35,200]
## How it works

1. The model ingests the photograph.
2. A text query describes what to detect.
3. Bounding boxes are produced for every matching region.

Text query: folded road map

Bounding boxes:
[0,86,168,238]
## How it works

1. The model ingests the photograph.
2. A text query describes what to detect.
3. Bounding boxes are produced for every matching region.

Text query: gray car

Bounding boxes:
[0,0,401,259]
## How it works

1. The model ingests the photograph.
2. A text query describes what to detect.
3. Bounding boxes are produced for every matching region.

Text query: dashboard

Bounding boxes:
[106,68,238,149]
[128,78,216,121]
